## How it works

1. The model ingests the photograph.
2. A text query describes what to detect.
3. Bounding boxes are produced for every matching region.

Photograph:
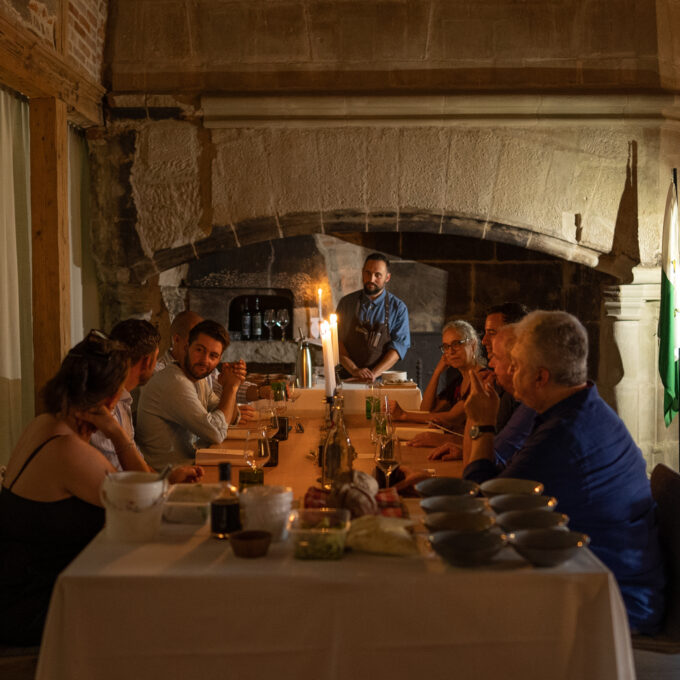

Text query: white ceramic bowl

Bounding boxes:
[489,494,557,514]
[415,477,480,498]
[510,529,590,567]
[495,510,569,532]
[429,530,508,567]
[480,478,544,498]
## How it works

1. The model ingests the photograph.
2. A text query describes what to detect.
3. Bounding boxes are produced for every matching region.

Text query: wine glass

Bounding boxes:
[263,309,276,341]
[370,411,392,446]
[275,309,290,341]
[257,402,279,439]
[375,434,401,488]
[243,427,271,471]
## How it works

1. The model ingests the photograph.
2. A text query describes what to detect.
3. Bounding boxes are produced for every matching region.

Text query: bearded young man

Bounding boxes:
[136,320,245,469]
[335,253,410,382]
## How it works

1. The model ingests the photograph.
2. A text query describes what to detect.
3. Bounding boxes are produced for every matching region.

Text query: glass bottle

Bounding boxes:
[252,297,262,341]
[211,462,241,538]
[241,300,251,341]
[321,400,353,490]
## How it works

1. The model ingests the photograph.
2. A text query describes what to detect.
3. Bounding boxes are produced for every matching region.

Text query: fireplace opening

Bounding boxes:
[229,293,294,341]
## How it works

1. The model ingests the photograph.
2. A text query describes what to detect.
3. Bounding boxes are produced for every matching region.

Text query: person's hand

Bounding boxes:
[464,369,500,426]
[219,360,247,388]
[392,468,437,492]
[388,399,406,421]
[406,431,452,448]
[79,405,123,440]
[168,465,204,484]
[435,354,449,373]
[238,403,257,422]
[353,366,374,382]
[427,443,463,460]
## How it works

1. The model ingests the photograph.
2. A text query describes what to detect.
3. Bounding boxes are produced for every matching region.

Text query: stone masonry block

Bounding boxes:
[212,129,274,225]
[444,129,503,220]
[194,2,249,61]
[141,2,191,62]
[279,212,323,239]
[399,128,449,211]
[131,121,203,254]
[317,128,366,210]
[366,128,400,211]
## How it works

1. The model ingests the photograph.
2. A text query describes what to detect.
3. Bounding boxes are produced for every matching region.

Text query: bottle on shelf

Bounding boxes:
[211,462,241,539]
[241,300,251,341]
[252,297,262,341]
[321,398,353,490]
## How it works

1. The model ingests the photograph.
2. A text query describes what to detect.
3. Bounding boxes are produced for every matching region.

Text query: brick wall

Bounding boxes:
[66,0,107,82]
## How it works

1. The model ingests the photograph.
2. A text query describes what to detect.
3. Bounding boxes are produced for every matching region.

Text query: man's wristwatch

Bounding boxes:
[469,425,496,440]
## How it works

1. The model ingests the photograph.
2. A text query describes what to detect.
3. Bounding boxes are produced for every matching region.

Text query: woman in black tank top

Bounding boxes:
[0,330,148,645]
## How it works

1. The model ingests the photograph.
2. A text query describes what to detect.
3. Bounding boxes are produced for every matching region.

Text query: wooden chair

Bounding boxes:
[633,463,680,653]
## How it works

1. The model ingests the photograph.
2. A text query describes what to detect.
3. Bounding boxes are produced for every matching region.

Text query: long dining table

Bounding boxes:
[35,395,635,680]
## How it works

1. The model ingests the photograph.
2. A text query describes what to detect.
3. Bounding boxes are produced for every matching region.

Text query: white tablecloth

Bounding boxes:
[37,519,634,680]
[292,382,422,414]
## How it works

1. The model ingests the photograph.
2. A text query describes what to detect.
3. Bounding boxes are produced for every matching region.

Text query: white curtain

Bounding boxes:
[0,87,33,464]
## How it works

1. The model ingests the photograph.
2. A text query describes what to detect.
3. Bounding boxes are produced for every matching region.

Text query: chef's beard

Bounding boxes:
[363,282,384,296]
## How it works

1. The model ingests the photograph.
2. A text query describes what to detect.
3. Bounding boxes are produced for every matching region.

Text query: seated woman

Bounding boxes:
[390,320,489,435]
[0,331,155,646]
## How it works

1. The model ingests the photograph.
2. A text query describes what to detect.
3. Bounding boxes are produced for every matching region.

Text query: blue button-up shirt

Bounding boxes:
[465,383,666,634]
[336,289,410,360]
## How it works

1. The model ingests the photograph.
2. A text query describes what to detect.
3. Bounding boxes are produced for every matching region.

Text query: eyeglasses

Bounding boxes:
[440,339,469,353]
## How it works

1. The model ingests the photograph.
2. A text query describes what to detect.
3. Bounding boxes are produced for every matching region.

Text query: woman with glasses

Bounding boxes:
[390,320,489,433]
[0,331,150,646]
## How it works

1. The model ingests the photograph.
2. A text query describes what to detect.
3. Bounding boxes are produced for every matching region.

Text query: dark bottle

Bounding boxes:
[241,301,252,341]
[252,297,262,340]
[211,462,241,538]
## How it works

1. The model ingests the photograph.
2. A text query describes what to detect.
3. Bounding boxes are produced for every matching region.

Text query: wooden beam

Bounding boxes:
[30,97,71,411]
[0,12,104,126]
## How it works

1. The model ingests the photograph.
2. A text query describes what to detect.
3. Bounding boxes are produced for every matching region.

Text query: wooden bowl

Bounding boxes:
[229,530,272,558]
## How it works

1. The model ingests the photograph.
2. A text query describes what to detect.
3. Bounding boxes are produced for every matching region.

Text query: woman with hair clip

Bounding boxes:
[0,330,150,646]
[390,320,490,436]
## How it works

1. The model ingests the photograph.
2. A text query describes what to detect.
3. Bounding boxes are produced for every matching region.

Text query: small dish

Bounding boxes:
[480,478,544,498]
[415,477,480,498]
[489,494,557,514]
[229,530,272,558]
[423,511,495,534]
[420,495,489,515]
[429,530,507,567]
[495,510,569,532]
[510,529,590,567]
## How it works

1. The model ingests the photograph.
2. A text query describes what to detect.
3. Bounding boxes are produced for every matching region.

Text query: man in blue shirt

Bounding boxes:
[463,310,666,635]
[336,253,410,382]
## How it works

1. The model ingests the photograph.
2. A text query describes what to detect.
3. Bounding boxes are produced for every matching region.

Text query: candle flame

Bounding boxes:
[320,320,330,335]
[330,313,337,324]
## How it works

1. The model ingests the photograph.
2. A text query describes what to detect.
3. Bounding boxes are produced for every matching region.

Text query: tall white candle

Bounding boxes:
[320,320,336,397]
[329,313,339,365]
[317,288,323,320]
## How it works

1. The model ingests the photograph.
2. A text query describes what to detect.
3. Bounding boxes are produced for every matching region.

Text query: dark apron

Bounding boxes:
[341,292,391,374]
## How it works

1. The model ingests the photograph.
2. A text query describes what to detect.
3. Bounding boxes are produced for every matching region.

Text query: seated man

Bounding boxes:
[90,319,203,482]
[463,310,665,634]
[137,320,245,469]
[158,309,269,408]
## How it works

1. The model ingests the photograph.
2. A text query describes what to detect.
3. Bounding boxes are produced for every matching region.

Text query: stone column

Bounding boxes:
[600,267,679,473]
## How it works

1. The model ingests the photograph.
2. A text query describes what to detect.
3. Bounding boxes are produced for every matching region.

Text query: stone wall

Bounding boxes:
[104,0,679,91]
[0,0,108,83]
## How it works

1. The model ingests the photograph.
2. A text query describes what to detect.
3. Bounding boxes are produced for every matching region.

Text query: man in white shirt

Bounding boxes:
[90,319,203,482]
[137,319,246,469]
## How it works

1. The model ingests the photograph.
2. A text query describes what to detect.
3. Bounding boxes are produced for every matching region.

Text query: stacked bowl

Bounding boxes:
[240,485,294,541]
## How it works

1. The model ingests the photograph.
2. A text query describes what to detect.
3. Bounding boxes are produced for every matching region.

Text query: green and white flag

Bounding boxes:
[659,169,680,426]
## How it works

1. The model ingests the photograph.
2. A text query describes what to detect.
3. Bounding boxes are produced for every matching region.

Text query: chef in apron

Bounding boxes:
[336,254,411,382]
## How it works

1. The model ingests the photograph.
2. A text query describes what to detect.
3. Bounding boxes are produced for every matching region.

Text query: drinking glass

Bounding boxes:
[371,411,393,446]
[258,402,279,439]
[243,427,271,471]
[375,434,401,488]
[264,309,276,341]
[276,309,290,341]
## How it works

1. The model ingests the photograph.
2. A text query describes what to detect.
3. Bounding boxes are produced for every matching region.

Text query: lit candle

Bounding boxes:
[329,313,339,365]
[320,320,336,397]
[317,288,323,320]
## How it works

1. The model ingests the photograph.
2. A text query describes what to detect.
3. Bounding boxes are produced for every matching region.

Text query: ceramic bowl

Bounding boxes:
[495,510,569,532]
[489,494,558,514]
[229,530,272,558]
[423,511,495,534]
[480,478,544,498]
[510,529,590,567]
[414,477,480,498]
[429,530,507,567]
[420,495,490,515]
